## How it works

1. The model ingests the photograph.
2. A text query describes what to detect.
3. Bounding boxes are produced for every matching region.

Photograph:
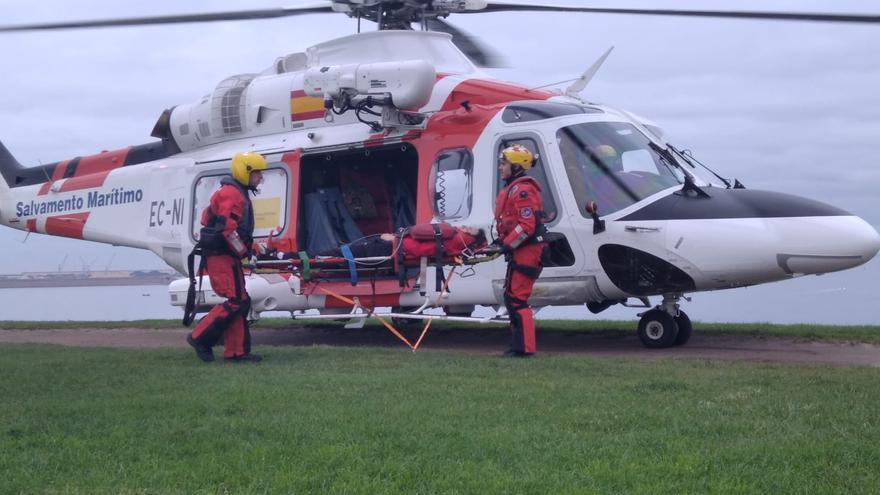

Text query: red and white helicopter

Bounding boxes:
[1,1,878,348]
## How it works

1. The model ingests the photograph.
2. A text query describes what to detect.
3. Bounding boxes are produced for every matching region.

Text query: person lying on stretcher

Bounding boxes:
[316,223,487,261]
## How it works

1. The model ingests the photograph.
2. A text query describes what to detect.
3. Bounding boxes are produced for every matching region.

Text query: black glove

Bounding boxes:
[488,239,510,255]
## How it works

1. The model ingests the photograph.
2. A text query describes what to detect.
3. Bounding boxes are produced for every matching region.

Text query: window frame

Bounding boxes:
[429,147,475,221]
[493,134,559,226]
[190,164,290,242]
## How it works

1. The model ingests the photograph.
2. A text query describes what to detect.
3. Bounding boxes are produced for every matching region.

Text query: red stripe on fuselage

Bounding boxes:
[26,219,36,232]
[58,148,130,193]
[273,149,302,252]
[38,159,72,195]
[291,110,325,122]
[409,79,553,223]
[439,79,553,112]
[59,171,112,192]
[45,212,89,240]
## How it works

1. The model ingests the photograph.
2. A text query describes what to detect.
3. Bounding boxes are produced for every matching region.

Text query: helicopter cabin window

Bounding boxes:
[430,149,473,220]
[557,122,683,217]
[495,138,558,224]
[297,143,418,255]
[191,167,289,241]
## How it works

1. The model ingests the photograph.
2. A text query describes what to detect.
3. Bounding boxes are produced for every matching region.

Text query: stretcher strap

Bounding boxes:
[340,244,358,286]
[433,223,444,293]
[397,235,407,288]
[298,251,310,281]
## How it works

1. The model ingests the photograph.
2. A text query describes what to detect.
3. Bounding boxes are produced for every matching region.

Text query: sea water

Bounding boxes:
[0,262,877,324]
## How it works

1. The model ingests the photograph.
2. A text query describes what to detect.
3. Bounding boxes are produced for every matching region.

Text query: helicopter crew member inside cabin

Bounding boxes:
[493,144,547,358]
[186,152,266,363]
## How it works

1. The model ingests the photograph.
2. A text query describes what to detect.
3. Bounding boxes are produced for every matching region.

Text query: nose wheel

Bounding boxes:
[637,309,680,348]
[672,311,693,346]
[637,294,692,348]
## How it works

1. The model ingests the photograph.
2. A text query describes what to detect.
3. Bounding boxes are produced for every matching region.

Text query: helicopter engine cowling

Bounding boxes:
[304,59,435,110]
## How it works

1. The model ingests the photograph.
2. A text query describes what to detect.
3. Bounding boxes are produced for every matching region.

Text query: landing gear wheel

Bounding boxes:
[637,309,680,349]
[673,311,693,346]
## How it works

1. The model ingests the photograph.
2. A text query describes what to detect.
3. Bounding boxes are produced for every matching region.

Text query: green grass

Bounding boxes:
[2,318,880,343]
[2,345,879,494]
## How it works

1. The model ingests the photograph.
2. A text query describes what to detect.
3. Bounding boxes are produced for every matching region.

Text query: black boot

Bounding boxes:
[187,334,215,363]
[502,349,533,358]
[225,353,263,363]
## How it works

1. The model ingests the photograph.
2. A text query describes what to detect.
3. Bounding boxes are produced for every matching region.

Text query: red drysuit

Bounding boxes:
[190,177,254,359]
[494,175,545,355]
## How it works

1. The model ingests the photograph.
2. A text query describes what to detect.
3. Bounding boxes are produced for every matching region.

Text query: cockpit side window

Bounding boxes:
[495,137,558,224]
[430,148,473,221]
[557,122,682,217]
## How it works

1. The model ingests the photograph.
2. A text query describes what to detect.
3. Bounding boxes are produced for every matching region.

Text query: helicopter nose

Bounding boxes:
[855,218,880,259]
[776,214,880,276]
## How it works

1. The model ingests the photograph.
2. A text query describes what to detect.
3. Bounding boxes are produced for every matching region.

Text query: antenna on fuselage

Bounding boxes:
[565,46,614,98]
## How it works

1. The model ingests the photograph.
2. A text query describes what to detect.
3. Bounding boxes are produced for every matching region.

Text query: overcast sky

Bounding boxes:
[0,0,878,323]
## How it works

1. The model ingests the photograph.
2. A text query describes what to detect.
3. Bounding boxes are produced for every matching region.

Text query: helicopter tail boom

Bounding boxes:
[0,141,21,202]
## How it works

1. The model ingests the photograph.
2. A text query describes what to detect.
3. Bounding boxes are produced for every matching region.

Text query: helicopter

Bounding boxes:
[0,1,878,348]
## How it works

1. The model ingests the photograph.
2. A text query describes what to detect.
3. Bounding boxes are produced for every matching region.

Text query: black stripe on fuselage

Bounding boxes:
[619,188,850,221]
[63,157,81,179]
[124,140,180,166]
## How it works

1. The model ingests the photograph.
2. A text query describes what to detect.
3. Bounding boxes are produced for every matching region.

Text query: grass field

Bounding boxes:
[2,343,879,494]
[2,318,880,343]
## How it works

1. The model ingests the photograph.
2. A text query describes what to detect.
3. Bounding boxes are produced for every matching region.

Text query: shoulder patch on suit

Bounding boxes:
[520,207,533,218]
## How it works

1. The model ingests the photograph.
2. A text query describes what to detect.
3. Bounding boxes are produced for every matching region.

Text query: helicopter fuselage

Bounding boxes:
[0,31,877,329]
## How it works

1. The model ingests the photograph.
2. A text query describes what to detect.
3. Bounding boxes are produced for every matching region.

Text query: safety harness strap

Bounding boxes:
[341,244,358,286]
[433,223,444,293]
[183,246,206,327]
[397,234,407,288]
[297,251,310,281]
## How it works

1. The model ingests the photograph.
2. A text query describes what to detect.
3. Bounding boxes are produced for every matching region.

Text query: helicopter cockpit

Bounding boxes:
[557,121,686,216]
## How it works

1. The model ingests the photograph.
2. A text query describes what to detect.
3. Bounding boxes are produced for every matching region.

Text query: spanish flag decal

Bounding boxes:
[290,90,325,122]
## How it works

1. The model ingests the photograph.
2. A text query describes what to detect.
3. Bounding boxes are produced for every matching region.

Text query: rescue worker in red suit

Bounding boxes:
[493,144,546,357]
[186,152,267,363]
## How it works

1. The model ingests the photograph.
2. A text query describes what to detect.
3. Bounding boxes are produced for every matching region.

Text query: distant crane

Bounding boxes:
[80,256,97,274]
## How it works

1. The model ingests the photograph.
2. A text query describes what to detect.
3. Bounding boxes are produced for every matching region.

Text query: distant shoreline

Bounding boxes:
[0,270,179,289]
[0,276,176,289]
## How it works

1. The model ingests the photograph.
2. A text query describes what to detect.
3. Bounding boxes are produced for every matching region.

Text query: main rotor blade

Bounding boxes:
[425,18,507,68]
[0,4,334,32]
[476,2,880,24]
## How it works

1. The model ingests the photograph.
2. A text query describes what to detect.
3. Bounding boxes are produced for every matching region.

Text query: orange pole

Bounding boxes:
[317,286,414,349]
[413,265,457,352]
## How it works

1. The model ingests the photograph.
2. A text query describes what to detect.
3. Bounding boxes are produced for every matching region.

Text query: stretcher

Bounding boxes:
[253,244,502,288]
[250,246,510,350]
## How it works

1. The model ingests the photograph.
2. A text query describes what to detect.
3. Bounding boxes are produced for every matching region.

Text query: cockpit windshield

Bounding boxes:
[557,122,683,217]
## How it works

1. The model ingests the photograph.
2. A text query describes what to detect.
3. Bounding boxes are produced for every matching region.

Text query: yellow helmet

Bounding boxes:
[499,144,535,170]
[591,144,621,171]
[231,152,268,186]
[594,144,617,160]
